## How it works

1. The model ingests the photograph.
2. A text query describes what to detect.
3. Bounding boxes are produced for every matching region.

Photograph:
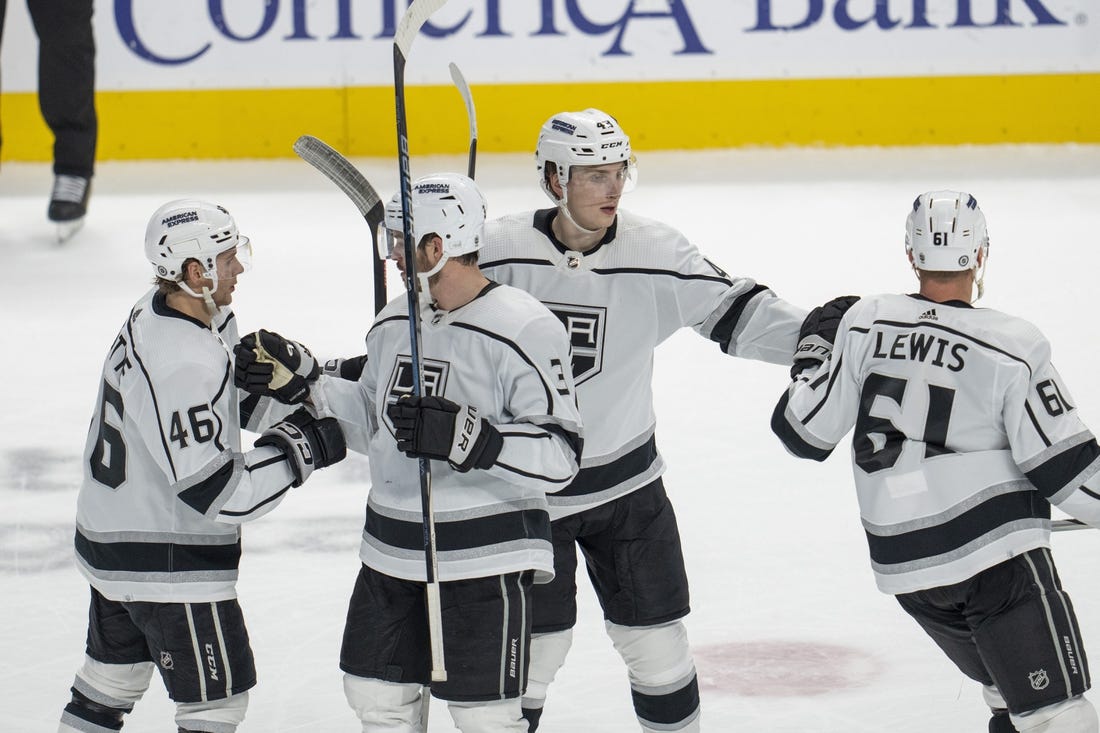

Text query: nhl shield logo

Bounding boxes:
[384,356,450,433]
[545,302,606,385]
[160,651,174,670]
[1028,670,1050,690]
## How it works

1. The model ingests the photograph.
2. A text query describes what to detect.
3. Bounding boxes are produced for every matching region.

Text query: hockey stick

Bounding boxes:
[395,0,450,684]
[448,62,477,179]
[292,135,388,315]
[1053,519,1091,532]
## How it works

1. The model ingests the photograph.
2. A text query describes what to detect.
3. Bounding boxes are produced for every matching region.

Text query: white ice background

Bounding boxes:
[2,145,1099,732]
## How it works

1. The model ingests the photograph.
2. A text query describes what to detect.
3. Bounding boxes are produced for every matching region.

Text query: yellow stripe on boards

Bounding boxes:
[2,73,1097,162]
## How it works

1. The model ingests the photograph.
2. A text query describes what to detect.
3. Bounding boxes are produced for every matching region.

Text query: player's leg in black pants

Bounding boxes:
[26,0,97,178]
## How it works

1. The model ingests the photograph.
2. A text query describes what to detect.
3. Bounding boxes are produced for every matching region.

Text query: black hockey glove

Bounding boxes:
[322,354,368,382]
[386,396,504,472]
[255,408,347,487]
[791,295,861,378]
[234,330,320,404]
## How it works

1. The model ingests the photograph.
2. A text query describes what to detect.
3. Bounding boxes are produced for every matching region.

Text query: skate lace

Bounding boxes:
[51,175,88,203]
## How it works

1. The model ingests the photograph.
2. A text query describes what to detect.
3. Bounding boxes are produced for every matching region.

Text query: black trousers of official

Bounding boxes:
[0,0,97,177]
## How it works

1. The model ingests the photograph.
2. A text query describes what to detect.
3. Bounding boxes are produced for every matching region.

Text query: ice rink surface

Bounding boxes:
[2,144,1100,732]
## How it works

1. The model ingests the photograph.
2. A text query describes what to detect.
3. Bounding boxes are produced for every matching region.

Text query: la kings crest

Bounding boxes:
[545,302,606,385]
[383,355,450,434]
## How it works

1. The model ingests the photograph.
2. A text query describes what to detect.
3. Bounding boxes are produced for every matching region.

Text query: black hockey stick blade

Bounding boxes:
[293,134,388,314]
[448,62,478,179]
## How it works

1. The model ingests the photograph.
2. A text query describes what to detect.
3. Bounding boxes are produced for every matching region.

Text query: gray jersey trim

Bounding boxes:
[862,480,1035,537]
[366,496,549,524]
[1019,431,1095,474]
[75,522,239,546]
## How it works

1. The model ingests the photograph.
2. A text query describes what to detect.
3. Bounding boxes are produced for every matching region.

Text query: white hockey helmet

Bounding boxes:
[905,190,989,272]
[144,199,251,282]
[379,173,486,261]
[535,108,636,204]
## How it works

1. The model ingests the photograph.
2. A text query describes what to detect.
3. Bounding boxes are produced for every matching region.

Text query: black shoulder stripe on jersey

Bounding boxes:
[865,490,1050,566]
[217,311,236,334]
[479,257,555,270]
[127,317,178,482]
[75,529,242,573]
[367,314,409,338]
[177,460,235,515]
[365,505,550,553]
[770,392,833,462]
[219,485,292,518]
[708,283,770,352]
[451,323,556,414]
[1025,402,1052,448]
[1025,438,1100,498]
[871,319,1033,376]
[495,460,574,484]
[555,434,658,497]
[591,267,731,285]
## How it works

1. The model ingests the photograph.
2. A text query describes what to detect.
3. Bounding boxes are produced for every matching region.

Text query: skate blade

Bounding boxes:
[56,218,85,243]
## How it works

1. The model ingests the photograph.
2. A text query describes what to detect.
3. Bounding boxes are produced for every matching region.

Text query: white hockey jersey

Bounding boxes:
[314,282,583,583]
[481,209,805,518]
[76,288,296,603]
[773,294,1100,594]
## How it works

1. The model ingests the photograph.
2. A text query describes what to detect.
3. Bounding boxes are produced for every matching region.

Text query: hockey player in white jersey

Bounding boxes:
[478,109,807,732]
[773,191,1098,732]
[59,200,348,733]
[239,173,583,732]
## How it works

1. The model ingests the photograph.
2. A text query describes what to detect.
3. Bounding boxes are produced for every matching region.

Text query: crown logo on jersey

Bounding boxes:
[918,308,938,321]
[544,302,606,385]
[384,356,450,434]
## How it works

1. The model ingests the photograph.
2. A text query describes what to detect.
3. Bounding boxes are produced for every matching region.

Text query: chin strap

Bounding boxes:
[177,271,221,319]
[415,252,449,311]
[555,188,603,236]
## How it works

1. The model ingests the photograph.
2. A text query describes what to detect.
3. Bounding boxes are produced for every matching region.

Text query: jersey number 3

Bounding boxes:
[854,373,956,473]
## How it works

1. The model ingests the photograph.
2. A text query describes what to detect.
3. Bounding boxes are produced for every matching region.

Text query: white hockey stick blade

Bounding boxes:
[293,135,381,222]
[56,217,85,244]
[395,0,449,58]
[448,61,478,179]
[448,62,478,140]
[1053,518,1091,532]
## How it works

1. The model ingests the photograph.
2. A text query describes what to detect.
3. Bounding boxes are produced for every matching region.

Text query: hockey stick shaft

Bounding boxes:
[292,135,388,315]
[1053,518,1091,532]
[395,0,450,683]
[448,62,477,179]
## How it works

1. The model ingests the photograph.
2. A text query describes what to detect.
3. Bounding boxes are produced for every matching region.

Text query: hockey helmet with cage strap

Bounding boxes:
[144,199,251,282]
[535,108,636,206]
[379,173,486,263]
[905,190,988,272]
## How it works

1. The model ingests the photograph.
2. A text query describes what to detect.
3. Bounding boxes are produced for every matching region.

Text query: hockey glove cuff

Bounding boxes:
[255,408,347,487]
[322,354,368,382]
[387,396,504,472]
[234,330,320,404]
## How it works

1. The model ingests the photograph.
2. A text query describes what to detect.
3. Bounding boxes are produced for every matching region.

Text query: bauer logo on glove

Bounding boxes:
[233,329,320,404]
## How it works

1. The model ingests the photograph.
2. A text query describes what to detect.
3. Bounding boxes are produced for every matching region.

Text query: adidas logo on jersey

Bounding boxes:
[918,308,938,321]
